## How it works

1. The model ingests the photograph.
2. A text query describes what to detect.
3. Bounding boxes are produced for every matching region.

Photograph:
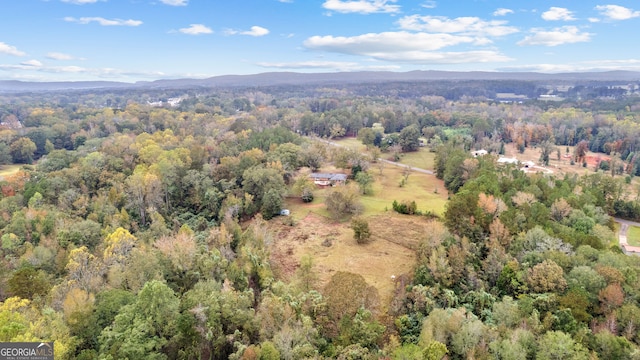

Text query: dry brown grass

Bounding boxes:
[502,143,601,177]
[0,164,23,180]
[268,211,434,307]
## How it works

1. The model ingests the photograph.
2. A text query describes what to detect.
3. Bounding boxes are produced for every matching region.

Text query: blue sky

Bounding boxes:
[1,0,640,82]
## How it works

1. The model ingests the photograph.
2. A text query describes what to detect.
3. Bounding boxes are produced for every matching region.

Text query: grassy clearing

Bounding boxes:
[395,148,436,171]
[284,162,447,219]
[627,226,640,246]
[268,211,433,307]
[0,164,25,180]
[362,163,446,216]
[333,137,366,151]
[274,161,447,305]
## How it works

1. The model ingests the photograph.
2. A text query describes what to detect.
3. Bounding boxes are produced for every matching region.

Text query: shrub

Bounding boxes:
[392,200,418,215]
[351,217,372,244]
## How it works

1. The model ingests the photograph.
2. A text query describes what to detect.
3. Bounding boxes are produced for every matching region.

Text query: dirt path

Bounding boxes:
[614,218,640,247]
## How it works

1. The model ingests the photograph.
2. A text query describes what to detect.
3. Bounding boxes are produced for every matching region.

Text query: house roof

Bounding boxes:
[623,244,640,254]
[309,173,347,181]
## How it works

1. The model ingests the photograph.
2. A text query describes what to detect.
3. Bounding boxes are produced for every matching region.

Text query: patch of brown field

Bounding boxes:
[268,212,431,307]
[503,143,601,177]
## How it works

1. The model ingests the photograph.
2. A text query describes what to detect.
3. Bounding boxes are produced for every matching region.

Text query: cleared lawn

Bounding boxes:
[284,162,447,220]
[395,148,436,171]
[627,226,640,246]
[0,164,24,180]
[333,137,366,151]
[361,163,446,216]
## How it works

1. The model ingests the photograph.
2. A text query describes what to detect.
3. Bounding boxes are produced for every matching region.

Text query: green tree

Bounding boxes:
[325,185,364,220]
[261,188,284,220]
[338,307,385,350]
[10,137,37,164]
[399,125,421,152]
[99,280,180,359]
[8,266,51,300]
[259,341,281,360]
[536,331,589,360]
[322,272,380,340]
[526,260,567,293]
[0,142,11,165]
[593,332,634,360]
[242,166,287,212]
[539,140,556,166]
[354,171,374,195]
[351,217,372,244]
[357,128,376,146]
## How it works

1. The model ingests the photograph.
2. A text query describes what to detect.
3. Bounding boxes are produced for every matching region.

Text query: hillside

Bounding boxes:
[2,69,640,92]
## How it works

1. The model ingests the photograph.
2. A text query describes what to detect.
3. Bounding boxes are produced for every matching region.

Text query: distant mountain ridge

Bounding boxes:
[2,70,640,92]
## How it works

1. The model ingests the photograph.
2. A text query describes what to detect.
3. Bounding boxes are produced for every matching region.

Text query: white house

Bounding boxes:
[472,149,488,157]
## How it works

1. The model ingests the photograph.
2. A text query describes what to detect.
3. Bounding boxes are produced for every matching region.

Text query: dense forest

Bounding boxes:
[2,79,640,359]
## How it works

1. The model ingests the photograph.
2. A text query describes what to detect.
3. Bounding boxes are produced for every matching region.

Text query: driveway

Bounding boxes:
[613,218,640,255]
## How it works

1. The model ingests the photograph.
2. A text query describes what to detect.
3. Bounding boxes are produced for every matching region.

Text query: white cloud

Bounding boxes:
[244,26,269,36]
[493,8,514,16]
[370,50,512,64]
[421,1,436,9]
[397,15,518,37]
[160,0,188,5]
[21,59,43,67]
[46,52,74,60]
[595,5,640,20]
[517,26,591,46]
[64,17,143,26]
[179,24,212,35]
[588,17,601,23]
[303,31,513,64]
[0,42,26,56]
[542,7,576,21]
[278,0,293,2]
[61,0,100,4]
[304,32,475,53]
[322,0,400,14]
[227,26,269,36]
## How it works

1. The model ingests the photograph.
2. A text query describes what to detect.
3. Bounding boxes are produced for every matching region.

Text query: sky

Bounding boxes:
[1,0,640,82]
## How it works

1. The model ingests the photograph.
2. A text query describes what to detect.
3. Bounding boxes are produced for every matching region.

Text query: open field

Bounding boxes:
[272,160,448,305]
[0,164,25,180]
[268,211,435,307]
[333,137,436,171]
[285,163,447,219]
[394,148,436,171]
[502,143,640,198]
[627,226,640,246]
[503,143,608,177]
[361,163,446,215]
[332,137,365,150]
